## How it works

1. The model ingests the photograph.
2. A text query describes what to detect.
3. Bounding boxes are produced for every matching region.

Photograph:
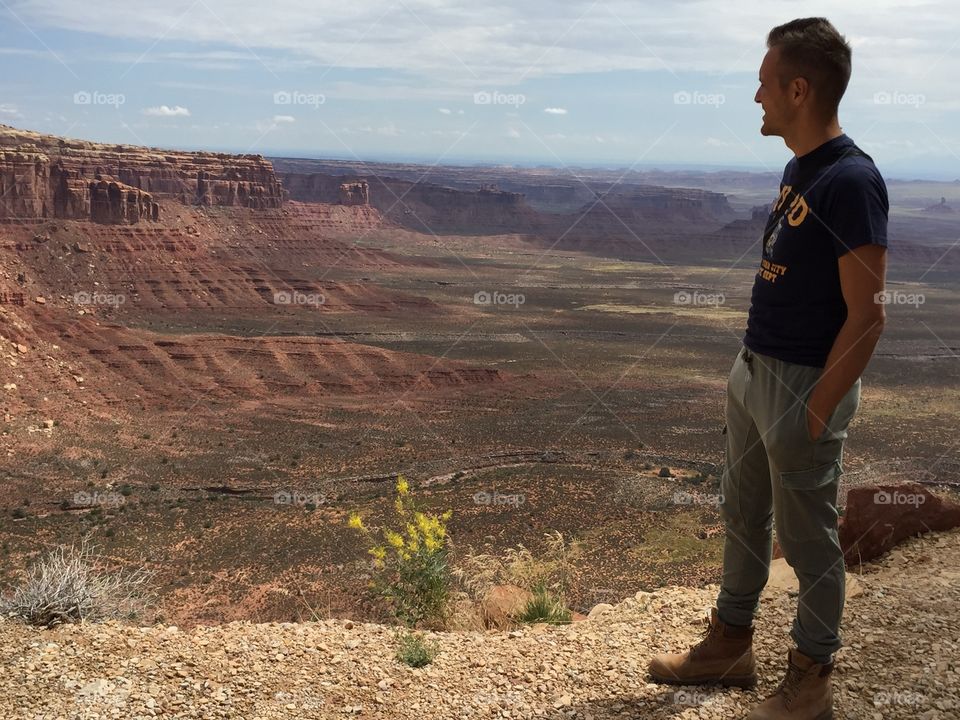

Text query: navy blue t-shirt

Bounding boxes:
[743,134,889,367]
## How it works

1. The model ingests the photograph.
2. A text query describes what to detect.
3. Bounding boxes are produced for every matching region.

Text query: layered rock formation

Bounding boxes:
[270,156,782,210]
[281,170,542,234]
[277,158,737,243]
[280,173,371,207]
[0,153,158,226]
[375,181,540,234]
[577,186,736,224]
[338,181,369,206]
[0,124,283,225]
[280,172,345,204]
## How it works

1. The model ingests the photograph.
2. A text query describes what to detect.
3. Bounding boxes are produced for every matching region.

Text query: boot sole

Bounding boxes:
[648,671,757,689]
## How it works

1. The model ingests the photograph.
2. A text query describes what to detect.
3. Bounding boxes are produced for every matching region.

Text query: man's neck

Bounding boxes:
[787,121,844,159]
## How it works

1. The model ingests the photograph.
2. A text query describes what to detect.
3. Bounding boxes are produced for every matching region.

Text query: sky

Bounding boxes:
[1,0,958,179]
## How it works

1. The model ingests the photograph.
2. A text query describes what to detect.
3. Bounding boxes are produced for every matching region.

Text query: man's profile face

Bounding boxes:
[755,46,791,138]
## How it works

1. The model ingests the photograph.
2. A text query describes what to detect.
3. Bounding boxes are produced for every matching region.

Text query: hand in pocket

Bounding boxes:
[805,405,827,443]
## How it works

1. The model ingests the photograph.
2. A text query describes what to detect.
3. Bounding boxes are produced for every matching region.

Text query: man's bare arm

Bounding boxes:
[805,244,887,441]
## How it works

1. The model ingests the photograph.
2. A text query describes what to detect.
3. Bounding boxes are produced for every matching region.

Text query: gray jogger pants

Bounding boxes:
[716,345,860,663]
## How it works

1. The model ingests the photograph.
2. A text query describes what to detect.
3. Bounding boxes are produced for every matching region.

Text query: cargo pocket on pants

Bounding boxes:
[778,459,842,543]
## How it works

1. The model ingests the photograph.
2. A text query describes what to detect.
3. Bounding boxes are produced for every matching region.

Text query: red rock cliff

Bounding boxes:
[0,124,284,224]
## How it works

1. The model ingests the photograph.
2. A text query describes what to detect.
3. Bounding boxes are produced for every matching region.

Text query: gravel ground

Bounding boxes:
[2,528,958,720]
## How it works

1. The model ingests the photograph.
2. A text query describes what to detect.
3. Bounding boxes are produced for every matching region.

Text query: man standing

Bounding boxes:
[648,17,888,720]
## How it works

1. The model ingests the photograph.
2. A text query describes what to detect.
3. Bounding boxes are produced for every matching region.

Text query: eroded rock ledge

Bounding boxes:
[0,124,284,225]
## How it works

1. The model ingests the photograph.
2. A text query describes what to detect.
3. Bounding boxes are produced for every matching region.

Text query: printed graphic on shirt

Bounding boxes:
[758,182,811,281]
[757,257,787,283]
[763,217,782,255]
[774,183,810,228]
[744,135,887,368]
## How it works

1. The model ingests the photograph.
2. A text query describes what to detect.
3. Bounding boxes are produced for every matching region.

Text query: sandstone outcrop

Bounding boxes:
[772,482,960,567]
[0,124,283,225]
[838,483,960,566]
[278,161,737,245]
[338,181,370,206]
[281,170,542,234]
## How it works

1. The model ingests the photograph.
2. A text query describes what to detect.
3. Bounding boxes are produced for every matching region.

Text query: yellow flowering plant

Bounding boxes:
[347,474,453,628]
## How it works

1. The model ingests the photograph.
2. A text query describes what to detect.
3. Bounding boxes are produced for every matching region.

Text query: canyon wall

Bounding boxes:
[280,170,543,234]
[0,124,284,225]
[275,158,738,240]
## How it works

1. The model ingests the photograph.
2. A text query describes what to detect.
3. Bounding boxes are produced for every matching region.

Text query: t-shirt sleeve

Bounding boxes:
[823,166,889,258]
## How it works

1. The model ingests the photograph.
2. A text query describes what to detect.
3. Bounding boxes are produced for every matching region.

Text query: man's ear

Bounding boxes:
[790,77,809,106]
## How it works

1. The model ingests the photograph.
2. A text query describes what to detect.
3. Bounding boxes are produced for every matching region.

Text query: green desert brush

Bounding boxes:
[517,581,572,625]
[348,474,454,629]
[394,628,439,667]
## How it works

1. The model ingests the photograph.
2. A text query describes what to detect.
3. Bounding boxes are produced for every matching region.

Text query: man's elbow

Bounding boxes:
[848,306,886,340]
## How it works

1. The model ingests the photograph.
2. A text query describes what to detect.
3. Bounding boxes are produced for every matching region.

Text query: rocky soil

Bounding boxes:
[2,528,957,720]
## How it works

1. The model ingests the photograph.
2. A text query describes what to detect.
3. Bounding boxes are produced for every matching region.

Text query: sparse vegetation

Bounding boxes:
[452,530,577,608]
[517,581,572,625]
[394,628,439,667]
[0,540,155,627]
[348,475,454,631]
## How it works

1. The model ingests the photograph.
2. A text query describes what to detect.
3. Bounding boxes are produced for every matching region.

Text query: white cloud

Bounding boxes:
[0,47,48,57]
[255,115,296,132]
[0,103,20,118]
[343,123,403,136]
[20,0,958,87]
[705,137,735,148]
[142,105,191,117]
[507,127,521,139]
[7,1,960,171]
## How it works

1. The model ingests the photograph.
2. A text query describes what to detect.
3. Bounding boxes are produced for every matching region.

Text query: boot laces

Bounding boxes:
[688,614,716,660]
[774,658,805,708]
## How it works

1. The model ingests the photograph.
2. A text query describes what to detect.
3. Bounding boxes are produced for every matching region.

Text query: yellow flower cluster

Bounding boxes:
[347,474,453,564]
[394,474,410,516]
[412,510,452,552]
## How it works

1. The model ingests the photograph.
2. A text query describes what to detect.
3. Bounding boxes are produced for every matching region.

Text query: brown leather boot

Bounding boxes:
[742,647,834,719]
[647,607,757,688]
